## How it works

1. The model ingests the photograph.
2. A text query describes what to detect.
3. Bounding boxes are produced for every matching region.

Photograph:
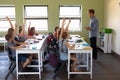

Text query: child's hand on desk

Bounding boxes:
[69,44,75,50]
[20,44,26,48]
[23,42,27,45]
[72,44,75,49]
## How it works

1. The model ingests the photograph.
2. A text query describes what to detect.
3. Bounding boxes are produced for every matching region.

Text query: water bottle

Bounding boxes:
[27,39,30,48]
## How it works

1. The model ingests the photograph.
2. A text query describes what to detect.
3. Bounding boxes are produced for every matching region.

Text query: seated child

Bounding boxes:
[59,18,79,72]
[28,22,38,38]
[5,28,32,70]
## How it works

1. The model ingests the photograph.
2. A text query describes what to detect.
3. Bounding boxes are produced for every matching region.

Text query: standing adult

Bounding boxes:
[85,9,99,60]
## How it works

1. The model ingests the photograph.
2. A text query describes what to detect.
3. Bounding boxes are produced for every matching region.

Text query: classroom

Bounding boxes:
[0,0,120,80]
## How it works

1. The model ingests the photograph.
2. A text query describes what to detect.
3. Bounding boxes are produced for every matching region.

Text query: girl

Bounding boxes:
[28,22,38,37]
[5,28,32,70]
[57,18,71,41]
[59,18,79,72]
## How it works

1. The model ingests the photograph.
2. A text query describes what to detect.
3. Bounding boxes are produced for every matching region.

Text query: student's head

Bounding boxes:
[54,26,59,32]
[31,27,35,33]
[88,9,95,18]
[62,32,68,39]
[7,28,15,36]
[19,28,22,34]
[19,26,22,30]
[5,33,14,41]
[5,34,11,41]
[7,28,15,40]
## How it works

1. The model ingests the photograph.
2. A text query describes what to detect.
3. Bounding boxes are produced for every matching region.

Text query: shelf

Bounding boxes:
[98,32,112,53]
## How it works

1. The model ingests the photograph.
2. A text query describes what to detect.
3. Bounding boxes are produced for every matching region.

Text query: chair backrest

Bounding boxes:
[6,47,15,61]
[15,35,26,42]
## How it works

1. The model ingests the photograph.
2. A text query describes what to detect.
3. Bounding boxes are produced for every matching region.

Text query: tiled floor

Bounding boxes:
[0,49,120,80]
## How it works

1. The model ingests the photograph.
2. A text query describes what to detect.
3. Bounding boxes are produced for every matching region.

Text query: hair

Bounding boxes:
[89,9,95,14]
[55,26,59,32]
[58,28,61,40]
[62,32,68,39]
[31,27,35,31]
[7,28,14,36]
[5,28,15,41]
[19,26,22,29]
[61,32,68,53]
[19,28,22,34]
[5,34,12,41]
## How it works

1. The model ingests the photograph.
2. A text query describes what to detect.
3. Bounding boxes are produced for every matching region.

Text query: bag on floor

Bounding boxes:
[48,53,58,67]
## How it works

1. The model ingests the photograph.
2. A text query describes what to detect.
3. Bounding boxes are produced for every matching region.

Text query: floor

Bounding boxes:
[0,49,120,80]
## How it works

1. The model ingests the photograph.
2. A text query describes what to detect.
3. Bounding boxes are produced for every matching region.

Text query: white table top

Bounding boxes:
[68,35,91,50]
[17,34,46,50]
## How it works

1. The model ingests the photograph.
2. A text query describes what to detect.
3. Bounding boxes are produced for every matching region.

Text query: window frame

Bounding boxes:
[0,5,15,31]
[24,5,48,31]
[59,5,82,32]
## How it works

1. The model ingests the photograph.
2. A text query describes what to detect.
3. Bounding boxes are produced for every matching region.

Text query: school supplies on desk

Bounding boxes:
[82,43,90,46]
[75,39,83,43]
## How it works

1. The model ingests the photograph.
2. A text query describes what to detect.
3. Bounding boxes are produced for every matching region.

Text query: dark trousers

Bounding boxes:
[90,37,97,60]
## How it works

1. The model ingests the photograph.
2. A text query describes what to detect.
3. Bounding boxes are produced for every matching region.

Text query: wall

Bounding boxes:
[104,0,120,54]
[0,0,104,43]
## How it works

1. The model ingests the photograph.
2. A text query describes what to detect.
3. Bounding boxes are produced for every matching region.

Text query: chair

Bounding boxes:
[5,47,16,79]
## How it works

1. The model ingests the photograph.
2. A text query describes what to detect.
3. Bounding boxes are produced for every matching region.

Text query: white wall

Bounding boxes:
[104,0,120,55]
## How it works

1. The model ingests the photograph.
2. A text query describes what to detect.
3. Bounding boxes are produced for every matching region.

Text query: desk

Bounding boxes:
[67,35,92,79]
[0,37,7,52]
[16,35,47,79]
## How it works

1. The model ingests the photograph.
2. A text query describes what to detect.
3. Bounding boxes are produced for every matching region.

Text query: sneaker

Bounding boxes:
[93,59,99,63]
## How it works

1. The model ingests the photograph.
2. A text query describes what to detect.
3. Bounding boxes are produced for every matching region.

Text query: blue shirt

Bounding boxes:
[89,16,99,38]
[59,38,68,60]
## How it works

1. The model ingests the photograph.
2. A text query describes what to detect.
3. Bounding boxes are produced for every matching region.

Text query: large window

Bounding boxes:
[59,6,82,31]
[0,6,15,31]
[24,5,48,31]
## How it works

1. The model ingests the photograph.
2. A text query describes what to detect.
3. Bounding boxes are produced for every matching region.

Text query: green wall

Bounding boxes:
[0,0,104,43]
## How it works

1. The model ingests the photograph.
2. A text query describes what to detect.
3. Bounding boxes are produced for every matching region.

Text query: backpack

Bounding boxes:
[47,32,58,53]
[48,53,59,67]
[46,32,59,67]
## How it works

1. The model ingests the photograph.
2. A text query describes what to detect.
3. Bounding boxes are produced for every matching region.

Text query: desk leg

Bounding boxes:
[16,51,19,79]
[41,51,43,71]
[90,51,92,79]
[87,53,89,71]
[38,51,41,79]
[68,52,70,80]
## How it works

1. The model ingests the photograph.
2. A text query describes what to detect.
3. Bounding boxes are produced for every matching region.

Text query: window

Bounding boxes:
[59,6,82,31]
[0,6,15,31]
[24,6,48,31]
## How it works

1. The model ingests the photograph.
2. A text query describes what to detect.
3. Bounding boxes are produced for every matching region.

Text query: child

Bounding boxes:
[6,16,17,34]
[6,16,27,41]
[17,19,28,42]
[5,28,32,70]
[28,22,38,37]
[57,18,71,41]
[59,18,79,72]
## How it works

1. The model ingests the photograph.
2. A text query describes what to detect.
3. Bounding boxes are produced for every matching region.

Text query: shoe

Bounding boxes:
[93,59,99,63]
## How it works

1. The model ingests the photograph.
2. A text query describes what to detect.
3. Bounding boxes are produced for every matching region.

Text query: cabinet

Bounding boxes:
[98,28,112,53]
